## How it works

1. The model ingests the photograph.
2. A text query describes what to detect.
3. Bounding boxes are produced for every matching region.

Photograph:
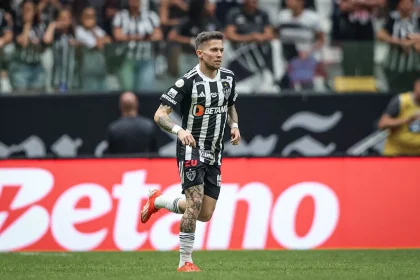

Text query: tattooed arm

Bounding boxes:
[154,104,197,147]
[154,104,175,133]
[228,105,241,145]
[227,105,239,128]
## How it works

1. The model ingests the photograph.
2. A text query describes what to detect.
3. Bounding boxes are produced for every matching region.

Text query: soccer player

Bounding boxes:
[141,31,240,272]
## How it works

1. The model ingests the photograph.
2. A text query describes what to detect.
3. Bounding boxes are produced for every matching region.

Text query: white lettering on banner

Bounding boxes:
[112,171,159,251]
[271,182,340,250]
[207,183,272,250]
[0,169,53,251]
[51,183,112,251]
[0,168,340,251]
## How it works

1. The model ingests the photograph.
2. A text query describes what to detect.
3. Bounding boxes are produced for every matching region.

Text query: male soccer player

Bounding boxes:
[140,31,240,272]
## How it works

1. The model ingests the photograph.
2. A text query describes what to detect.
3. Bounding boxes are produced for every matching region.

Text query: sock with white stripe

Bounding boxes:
[154,195,183,214]
[179,232,194,267]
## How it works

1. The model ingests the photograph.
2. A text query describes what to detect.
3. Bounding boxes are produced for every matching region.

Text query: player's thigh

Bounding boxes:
[178,159,205,200]
[199,165,221,222]
[199,195,217,222]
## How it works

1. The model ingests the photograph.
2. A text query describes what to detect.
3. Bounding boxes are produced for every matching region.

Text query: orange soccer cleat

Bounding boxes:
[177,262,201,272]
[140,189,162,223]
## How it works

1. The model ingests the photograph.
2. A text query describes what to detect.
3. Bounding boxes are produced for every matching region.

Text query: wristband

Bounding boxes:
[172,125,182,135]
[231,123,239,129]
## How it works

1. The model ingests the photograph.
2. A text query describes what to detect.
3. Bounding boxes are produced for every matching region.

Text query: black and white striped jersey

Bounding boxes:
[160,64,238,165]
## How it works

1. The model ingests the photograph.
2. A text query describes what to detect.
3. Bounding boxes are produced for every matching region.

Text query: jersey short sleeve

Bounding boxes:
[228,76,238,107]
[384,14,396,35]
[261,11,270,27]
[384,95,400,117]
[160,77,189,109]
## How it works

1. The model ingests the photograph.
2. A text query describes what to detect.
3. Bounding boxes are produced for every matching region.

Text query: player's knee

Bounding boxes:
[198,212,213,222]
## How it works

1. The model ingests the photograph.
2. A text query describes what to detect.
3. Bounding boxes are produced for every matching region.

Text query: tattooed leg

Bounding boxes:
[181,184,204,233]
[178,184,204,268]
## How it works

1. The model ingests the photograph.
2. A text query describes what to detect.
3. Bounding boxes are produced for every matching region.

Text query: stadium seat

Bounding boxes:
[334,76,377,93]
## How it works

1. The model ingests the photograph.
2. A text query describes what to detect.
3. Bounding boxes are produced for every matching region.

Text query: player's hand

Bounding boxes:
[178,129,196,148]
[230,128,241,146]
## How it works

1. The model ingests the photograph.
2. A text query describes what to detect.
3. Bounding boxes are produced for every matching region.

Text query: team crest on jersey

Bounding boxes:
[222,82,231,98]
[175,79,184,88]
[186,170,196,181]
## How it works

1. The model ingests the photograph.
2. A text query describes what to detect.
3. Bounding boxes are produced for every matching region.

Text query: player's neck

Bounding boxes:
[199,63,218,79]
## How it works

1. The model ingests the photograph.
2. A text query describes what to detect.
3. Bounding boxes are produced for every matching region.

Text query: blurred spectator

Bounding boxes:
[224,0,274,84]
[160,0,189,36]
[8,0,26,27]
[0,9,13,93]
[377,0,420,92]
[388,0,420,12]
[103,0,125,35]
[112,0,162,92]
[168,0,220,75]
[225,0,273,44]
[280,0,316,10]
[287,44,325,90]
[159,0,190,77]
[37,0,63,25]
[212,0,242,27]
[70,0,108,30]
[275,0,324,89]
[338,0,385,76]
[9,0,46,92]
[106,91,157,155]
[378,78,420,155]
[43,8,78,92]
[76,7,111,92]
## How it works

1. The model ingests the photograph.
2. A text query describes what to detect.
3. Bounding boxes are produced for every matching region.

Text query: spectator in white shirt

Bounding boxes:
[76,7,111,92]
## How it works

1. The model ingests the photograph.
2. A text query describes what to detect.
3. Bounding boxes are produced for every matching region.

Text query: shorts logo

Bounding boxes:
[199,150,214,160]
[217,174,221,187]
[186,170,196,181]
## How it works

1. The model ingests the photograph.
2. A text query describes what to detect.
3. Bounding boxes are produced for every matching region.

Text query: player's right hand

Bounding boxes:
[178,129,196,148]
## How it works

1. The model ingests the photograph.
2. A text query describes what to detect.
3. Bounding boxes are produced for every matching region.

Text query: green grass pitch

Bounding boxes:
[1,250,420,279]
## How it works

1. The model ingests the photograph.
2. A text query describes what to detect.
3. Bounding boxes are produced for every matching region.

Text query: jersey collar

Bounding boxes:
[195,64,220,82]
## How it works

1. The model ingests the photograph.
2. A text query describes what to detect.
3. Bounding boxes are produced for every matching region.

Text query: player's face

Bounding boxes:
[198,39,224,71]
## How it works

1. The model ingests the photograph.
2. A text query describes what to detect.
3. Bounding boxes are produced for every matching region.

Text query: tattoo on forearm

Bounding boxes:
[157,115,175,133]
[156,104,175,133]
[228,105,239,128]
[180,184,204,233]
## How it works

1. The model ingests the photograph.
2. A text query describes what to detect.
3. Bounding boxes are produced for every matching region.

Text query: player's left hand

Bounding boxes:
[230,128,241,146]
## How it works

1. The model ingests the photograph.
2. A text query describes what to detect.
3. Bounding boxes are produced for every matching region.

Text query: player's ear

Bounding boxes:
[196,49,203,58]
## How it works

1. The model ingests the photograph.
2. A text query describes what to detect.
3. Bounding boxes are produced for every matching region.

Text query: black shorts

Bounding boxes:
[177,159,221,200]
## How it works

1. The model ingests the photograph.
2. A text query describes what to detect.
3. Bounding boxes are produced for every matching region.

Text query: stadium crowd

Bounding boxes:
[0,0,420,94]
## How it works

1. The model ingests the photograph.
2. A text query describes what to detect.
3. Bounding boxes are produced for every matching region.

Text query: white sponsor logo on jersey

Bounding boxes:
[167,88,178,98]
[162,95,177,105]
[204,105,227,115]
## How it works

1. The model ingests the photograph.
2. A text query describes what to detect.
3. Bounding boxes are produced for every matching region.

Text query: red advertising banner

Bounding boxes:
[0,157,419,252]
